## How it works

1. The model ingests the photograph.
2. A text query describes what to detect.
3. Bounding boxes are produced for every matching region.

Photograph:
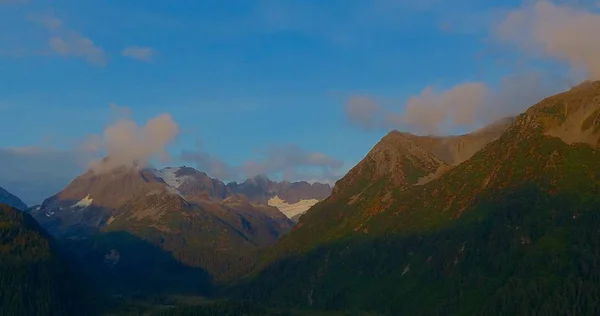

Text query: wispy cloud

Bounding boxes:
[180,150,239,180]
[121,46,156,62]
[181,143,344,183]
[243,144,343,178]
[345,96,382,131]
[27,12,106,65]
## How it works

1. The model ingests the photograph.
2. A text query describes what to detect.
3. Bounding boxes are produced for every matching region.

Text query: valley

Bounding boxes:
[3,1,600,314]
[3,82,600,314]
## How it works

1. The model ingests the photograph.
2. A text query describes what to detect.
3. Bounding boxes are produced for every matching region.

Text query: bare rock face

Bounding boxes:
[327,116,513,203]
[150,166,332,221]
[533,81,600,147]
[31,166,177,237]
[414,116,515,165]
[171,167,232,201]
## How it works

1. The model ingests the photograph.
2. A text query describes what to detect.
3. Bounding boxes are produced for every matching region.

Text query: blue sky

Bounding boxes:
[1,0,598,204]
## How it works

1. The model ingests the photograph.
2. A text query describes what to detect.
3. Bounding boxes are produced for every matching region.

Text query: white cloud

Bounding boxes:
[28,12,106,65]
[390,83,488,135]
[121,46,156,62]
[86,105,180,173]
[496,1,600,79]
[346,71,567,135]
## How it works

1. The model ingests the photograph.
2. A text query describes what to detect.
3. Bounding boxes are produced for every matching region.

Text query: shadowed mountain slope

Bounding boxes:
[0,203,98,316]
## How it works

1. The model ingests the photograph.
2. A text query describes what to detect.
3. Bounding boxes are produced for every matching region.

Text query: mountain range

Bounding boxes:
[153,166,331,219]
[4,82,600,314]
[27,165,331,288]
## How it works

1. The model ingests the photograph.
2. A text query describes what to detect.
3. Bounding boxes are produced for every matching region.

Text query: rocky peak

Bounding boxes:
[523,80,600,147]
[44,166,169,210]
[331,131,444,199]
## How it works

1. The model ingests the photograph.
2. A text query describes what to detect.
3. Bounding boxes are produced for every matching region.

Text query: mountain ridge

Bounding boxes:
[237,81,600,315]
[0,186,27,211]
[275,115,514,253]
[152,166,332,219]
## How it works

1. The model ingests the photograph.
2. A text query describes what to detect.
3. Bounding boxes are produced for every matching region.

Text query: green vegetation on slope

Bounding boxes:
[0,203,99,316]
[240,183,600,315]
[103,207,260,285]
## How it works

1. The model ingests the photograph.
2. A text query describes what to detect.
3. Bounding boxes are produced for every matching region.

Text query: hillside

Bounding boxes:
[237,81,600,315]
[268,115,512,253]
[0,186,27,210]
[0,203,97,316]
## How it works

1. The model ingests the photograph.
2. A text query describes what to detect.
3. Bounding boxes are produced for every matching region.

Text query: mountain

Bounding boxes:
[228,176,332,220]
[0,186,27,210]
[30,164,295,289]
[154,166,232,201]
[0,203,97,316]
[238,81,600,314]
[267,115,512,251]
[151,166,333,220]
[32,166,173,237]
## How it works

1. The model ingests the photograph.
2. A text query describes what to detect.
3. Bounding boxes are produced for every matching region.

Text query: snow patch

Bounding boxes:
[268,195,320,219]
[73,195,93,208]
[152,167,191,189]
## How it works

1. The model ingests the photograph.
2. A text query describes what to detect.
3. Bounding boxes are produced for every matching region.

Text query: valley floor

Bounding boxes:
[103,295,378,316]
